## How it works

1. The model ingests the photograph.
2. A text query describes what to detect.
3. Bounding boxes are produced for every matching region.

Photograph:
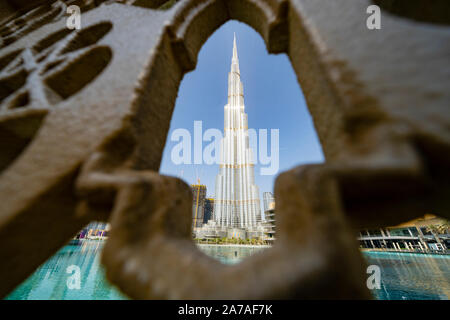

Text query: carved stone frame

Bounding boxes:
[0,0,448,299]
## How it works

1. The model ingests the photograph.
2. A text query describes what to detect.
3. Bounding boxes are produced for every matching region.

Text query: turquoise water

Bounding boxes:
[5,241,449,300]
[5,241,127,300]
[363,251,449,300]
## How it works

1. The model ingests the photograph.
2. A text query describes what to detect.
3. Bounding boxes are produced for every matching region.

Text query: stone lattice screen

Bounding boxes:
[0,0,448,299]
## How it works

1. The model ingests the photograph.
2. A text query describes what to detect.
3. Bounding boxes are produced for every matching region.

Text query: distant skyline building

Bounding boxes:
[263,192,275,212]
[203,198,215,223]
[214,34,261,229]
[191,184,207,228]
[262,192,276,242]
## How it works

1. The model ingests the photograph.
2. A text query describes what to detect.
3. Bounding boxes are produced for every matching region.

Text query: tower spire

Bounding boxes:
[231,33,240,74]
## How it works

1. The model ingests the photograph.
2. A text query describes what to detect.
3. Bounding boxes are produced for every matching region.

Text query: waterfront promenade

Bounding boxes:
[361,248,449,256]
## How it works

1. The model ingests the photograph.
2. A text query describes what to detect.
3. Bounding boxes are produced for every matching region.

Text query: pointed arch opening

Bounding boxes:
[160,17,324,260]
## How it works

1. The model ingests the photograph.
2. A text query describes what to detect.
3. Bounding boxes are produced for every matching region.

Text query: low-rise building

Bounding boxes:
[358,214,449,253]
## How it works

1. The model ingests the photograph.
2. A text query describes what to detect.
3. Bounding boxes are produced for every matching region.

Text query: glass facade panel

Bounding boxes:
[389,228,411,237]
[368,229,382,236]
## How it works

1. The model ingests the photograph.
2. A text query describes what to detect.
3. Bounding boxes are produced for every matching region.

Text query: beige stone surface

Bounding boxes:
[0,0,448,299]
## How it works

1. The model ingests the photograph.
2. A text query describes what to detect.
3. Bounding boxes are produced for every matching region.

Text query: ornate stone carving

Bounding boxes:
[0,0,448,299]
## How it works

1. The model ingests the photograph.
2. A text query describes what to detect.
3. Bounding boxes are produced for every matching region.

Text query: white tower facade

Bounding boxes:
[214,34,261,229]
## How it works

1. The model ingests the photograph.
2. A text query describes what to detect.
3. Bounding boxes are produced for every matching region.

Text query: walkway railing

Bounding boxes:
[361,247,450,255]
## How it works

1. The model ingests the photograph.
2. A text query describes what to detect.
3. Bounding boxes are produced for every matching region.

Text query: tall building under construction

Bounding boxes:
[191,184,206,228]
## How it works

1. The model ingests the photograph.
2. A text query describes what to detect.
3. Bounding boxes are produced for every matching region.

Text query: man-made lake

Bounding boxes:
[5,240,449,300]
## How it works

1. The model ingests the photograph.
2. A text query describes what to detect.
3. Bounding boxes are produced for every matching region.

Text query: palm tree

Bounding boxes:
[437,221,450,234]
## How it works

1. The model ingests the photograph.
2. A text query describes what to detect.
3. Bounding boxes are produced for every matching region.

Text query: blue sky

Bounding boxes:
[159,20,324,199]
